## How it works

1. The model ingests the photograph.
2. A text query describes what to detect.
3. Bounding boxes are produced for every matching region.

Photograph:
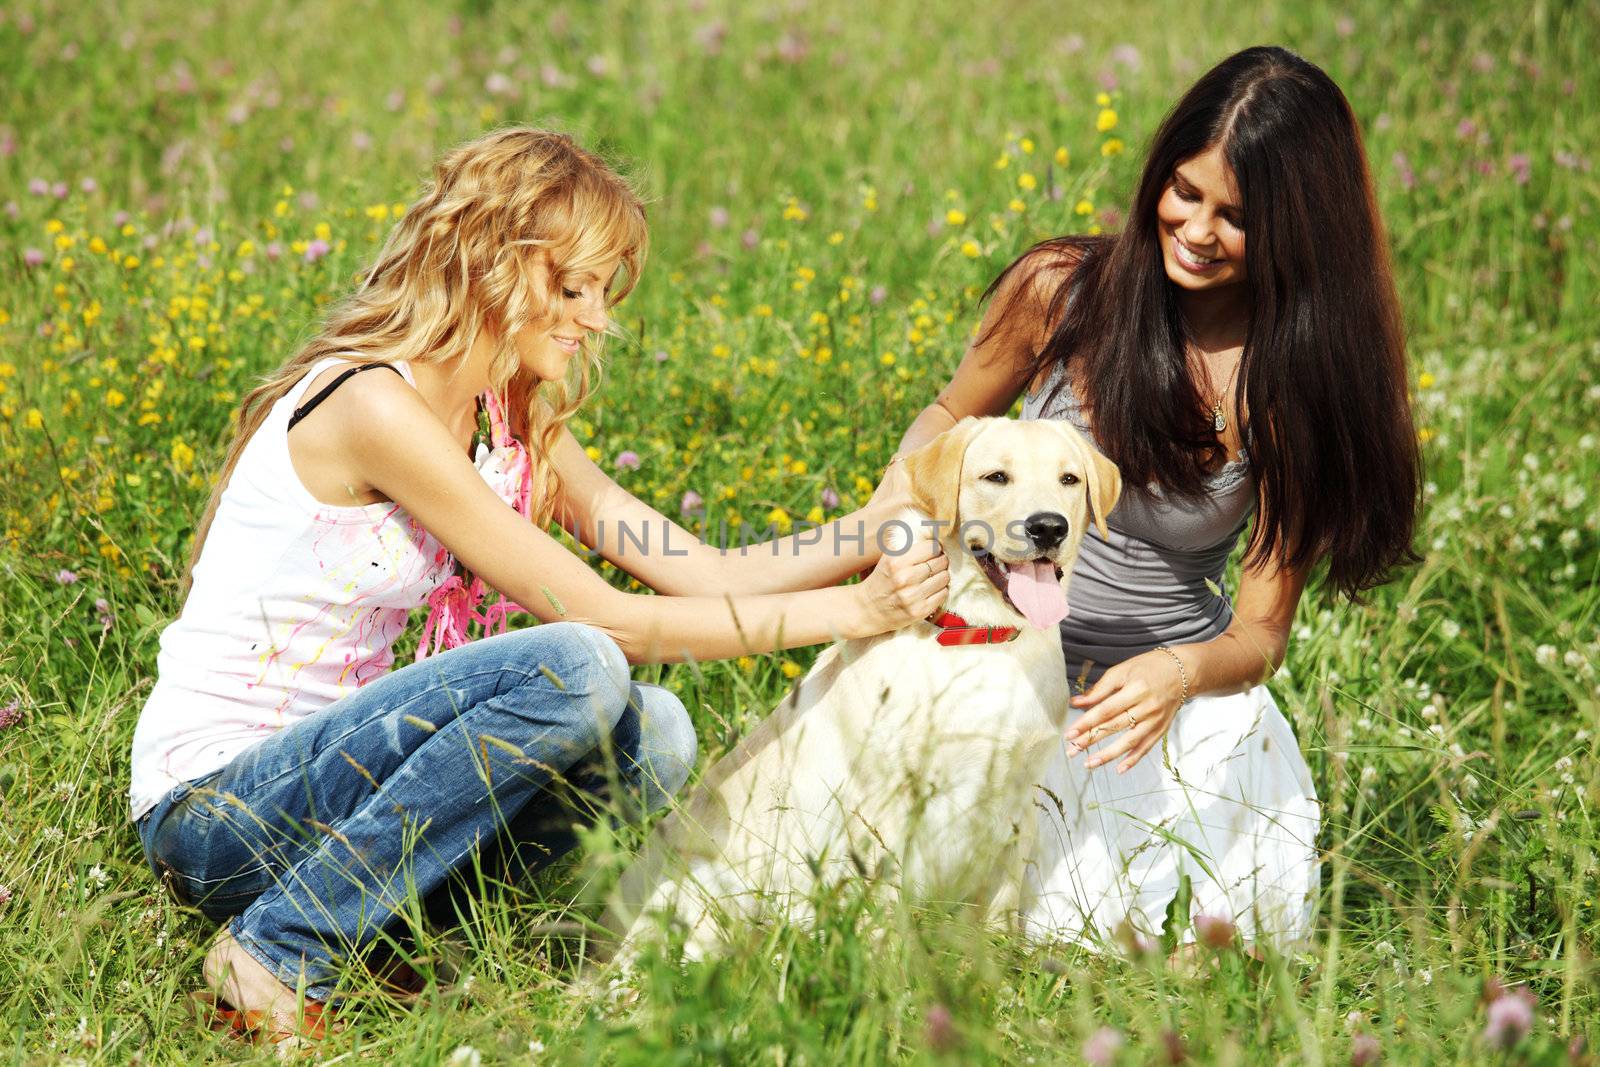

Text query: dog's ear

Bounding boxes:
[902,417,986,528]
[1083,444,1122,540]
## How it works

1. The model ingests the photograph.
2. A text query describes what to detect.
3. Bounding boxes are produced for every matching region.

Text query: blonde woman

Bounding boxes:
[129,128,947,1040]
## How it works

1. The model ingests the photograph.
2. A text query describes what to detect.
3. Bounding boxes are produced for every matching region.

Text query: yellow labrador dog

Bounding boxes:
[599,416,1120,961]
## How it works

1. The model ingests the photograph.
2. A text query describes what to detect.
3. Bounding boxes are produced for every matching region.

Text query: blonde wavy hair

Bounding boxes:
[184,127,648,594]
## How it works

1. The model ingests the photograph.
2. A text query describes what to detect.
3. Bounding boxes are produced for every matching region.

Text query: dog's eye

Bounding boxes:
[983,470,1010,485]
[1060,472,1080,486]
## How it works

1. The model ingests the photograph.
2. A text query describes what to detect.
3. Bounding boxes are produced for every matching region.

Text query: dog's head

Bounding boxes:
[902,416,1121,629]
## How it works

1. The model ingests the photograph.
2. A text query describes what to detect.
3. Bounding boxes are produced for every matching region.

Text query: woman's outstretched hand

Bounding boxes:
[867,455,913,514]
[1063,649,1191,773]
[852,522,948,636]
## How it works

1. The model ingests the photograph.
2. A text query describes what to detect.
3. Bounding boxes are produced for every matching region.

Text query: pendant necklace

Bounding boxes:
[1203,355,1242,433]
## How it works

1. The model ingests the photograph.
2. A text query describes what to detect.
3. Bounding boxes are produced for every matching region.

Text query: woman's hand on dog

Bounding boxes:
[854,524,948,636]
[1063,649,1190,773]
[867,455,912,513]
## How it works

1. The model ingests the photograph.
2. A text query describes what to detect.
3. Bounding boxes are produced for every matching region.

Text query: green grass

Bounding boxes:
[1,0,1597,1062]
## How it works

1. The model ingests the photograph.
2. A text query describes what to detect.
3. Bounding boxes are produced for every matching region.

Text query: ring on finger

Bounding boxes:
[1126,712,1137,730]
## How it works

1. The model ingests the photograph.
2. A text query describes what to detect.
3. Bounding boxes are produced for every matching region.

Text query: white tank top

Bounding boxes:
[128,356,524,820]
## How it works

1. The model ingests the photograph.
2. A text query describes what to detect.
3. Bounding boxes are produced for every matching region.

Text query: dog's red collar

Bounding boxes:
[929,611,1020,647]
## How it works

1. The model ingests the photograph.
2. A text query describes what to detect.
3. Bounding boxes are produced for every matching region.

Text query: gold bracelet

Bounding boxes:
[1153,644,1191,704]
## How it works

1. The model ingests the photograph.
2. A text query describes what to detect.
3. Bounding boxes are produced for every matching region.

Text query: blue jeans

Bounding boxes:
[135,622,696,1000]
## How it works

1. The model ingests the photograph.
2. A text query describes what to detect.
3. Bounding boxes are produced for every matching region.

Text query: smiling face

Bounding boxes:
[511,255,620,381]
[905,418,1123,630]
[1155,142,1247,294]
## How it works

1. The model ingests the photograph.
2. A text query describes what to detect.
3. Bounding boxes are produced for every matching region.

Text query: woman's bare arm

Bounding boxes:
[892,247,1075,457]
[336,373,948,664]
[545,428,909,597]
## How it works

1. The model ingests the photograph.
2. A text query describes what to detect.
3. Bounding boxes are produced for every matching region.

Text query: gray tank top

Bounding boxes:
[1019,366,1256,685]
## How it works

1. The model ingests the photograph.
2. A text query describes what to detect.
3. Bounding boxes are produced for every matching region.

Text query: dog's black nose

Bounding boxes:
[1024,511,1070,552]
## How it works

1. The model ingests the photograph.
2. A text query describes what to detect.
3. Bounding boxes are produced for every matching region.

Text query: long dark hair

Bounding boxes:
[993,45,1420,599]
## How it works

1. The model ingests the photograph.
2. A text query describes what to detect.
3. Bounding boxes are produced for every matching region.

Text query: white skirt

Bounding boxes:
[1023,684,1321,947]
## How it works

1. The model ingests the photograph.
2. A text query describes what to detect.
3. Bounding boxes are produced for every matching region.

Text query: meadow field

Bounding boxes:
[1,0,1597,1062]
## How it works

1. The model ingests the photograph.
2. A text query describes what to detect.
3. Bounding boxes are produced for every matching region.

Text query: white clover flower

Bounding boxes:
[1536,645,1559,667]
[1440,619,1462,640]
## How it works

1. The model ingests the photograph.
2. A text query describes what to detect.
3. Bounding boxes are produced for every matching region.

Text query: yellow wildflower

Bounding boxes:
[1097,108,1118,132]
[171,439,196,471]
[1017,173,1037,191]
[1095,91,1111,106]
[1020,137,1035,154]
[1008,198,1027,213]
[1418,372,1436,389]
[960,240,981,258]
[25,408,43,429]
[1101,138,1124,157]
[45,219,64,234]
[780,661,803,679]
[1075,199,1094,216]
[1054,146,1070,166]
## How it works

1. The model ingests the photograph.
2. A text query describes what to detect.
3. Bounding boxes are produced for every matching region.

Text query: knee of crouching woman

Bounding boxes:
[630,683,698,810]
[553,621,633,729]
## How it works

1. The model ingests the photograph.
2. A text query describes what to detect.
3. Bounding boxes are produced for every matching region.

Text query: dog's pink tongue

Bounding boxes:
[1005,560,1069,629]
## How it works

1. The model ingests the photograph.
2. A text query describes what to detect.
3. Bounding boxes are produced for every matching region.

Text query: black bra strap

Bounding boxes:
[287,362,404,431]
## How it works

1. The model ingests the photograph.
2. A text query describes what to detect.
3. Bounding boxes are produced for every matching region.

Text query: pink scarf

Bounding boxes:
[414,389,532,661]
